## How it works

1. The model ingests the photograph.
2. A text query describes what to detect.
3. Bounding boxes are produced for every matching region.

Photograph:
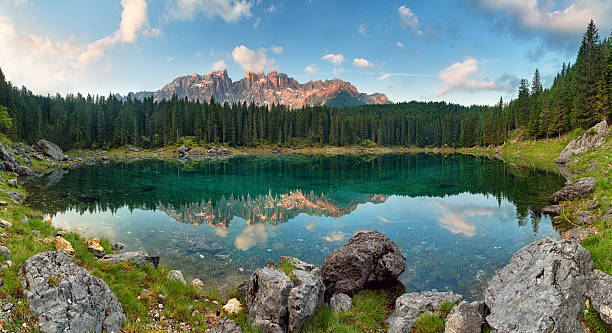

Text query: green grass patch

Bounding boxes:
[413,311,445,333]
[279,257,298,284]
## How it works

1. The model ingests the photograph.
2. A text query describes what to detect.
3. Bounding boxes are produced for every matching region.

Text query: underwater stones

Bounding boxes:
[387,291,462,333]
[168,270,186,284]
[223,298,242,314]
[55,237,74,254]
[587,270,612,324]
[444,301,482,333]
[245,257,325,333]
[549,177,596,204]
[33,139,68,161]
[206,317,242,333]
[329,293,352,312]
[321,231,405,297]
[21,250,125,333]
[484,236,593,333]
[87,238,105,258]
[100,251,160,268]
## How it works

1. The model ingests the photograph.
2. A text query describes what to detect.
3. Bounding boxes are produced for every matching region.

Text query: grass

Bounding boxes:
[279,257,298,284]
[413,311,445,333]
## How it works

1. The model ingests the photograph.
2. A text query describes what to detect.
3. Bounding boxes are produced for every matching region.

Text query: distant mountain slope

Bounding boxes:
[128,70,391,108]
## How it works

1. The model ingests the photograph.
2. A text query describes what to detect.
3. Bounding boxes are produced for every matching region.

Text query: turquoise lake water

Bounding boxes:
[24,154,564,299]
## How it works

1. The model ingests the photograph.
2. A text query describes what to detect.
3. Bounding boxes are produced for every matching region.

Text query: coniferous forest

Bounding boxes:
[0,21,609,151]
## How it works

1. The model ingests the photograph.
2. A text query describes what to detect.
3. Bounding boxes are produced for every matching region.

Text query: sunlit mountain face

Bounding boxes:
[23,154,564,298]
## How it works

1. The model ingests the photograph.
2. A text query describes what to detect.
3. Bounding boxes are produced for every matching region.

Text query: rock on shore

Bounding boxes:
[321,231,405,297]
[100,250,160,268]
[21,251,125,333]
[556,120,609,164]
[34,139,68,161]
[549,177,596,204]
[387,291,462,333]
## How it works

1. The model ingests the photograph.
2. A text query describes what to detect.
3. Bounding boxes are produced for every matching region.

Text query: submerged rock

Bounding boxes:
[549,177,596,204]
[387,291,462,333]
[100,251,159,268]
[21,250,125,333]
[321,231,405,297]
[484,236,593,333]
[556,120,610,164]
[329,293,352,312]
[206,317,242,333]
[245,257,324,333]
[34,139,68,161]
[444,301,482,333]
[587,270,612,324]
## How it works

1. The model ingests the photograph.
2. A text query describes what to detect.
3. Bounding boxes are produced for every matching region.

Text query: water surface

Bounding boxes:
[24,154,563,299]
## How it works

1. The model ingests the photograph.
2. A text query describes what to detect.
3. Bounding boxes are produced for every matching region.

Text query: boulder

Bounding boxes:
[15,165,36,177]
[245,257,325,333]
[177,145,191,155]
[557,120,610,164]
[576,211,595,225]
[321,231,405,297]
[329,293,352,312]
[191,278,204,288]
[0,142,18,172]
[0,246,10,263]
[587,270,612,324]
[55,237,74,254]
[0,219,12,229]
[444,301,482,333]
[1,189,24,202]
[21,251,125,333]
[168,270,186,284]
[33,140,68,161]
[87,238,105,258]
[206,317,243,333]
[484,237,593,333]
[541,204,561,216]
[562,227,591,243]
[387,291,462,333]
[100,251,159,268]
[549,177,596,204]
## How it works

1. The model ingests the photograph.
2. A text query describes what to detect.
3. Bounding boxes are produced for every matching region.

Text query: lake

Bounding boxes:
[24,153,564,299]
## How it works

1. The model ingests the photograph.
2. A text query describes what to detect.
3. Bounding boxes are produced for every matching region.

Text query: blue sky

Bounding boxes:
[0,0,610,105]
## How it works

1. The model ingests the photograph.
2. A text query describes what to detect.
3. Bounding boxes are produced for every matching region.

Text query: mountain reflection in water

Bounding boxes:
[23,154,564,299]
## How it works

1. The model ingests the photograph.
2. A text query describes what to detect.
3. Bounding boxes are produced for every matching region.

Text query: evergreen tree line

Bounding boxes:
[0,22,609,150]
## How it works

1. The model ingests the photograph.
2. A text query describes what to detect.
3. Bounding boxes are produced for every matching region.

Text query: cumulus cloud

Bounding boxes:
[232,45,274,72]
[304,64,318,78]
[396,41,405,48]
[271,46,283,54]
[352,58,373,68]
[435,57,498,96]
[397,5,439,41]
[167,0,253,22]
[212,60,227,70]
[471,0,612,50]
[0,0,158,93]
[322,53,344,65]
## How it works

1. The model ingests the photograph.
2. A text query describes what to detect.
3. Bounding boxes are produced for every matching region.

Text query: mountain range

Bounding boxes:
[127,70,391,108]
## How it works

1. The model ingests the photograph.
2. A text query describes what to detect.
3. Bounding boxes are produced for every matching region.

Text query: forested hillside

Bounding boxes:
[0,22,609,151]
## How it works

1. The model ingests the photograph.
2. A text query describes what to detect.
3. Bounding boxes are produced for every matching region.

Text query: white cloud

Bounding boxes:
[167,56,174,61]
[232,45,272,73]
[358,23,369,37]
[212,60,227,70]
[304,64,317,76]
[333,68,344,76]
[265,4,276,12]
[352,58,373,68]
[167,0,253,22]
[253,17,261,28]
[475,0,612,49]
[0,0,156,93]
[398,5,420,32]
[3,0,29,5]
[378,73,393,80]
[435,57,498,96]
[396,41,405,48]
[322,53,344,65]
[271,46,283,54]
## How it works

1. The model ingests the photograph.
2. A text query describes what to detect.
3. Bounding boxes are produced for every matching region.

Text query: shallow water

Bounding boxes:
[24,154,563,299]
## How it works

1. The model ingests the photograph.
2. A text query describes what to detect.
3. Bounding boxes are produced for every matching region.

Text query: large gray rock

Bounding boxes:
[15,165,36,177]
[576,211,595,225]
[321,231,406,297]
[206,317,242,332]
[549,177,596,204]
[34,139,68,161]
[168,270,186,284]
[100,251,159,268]
[0,189,24,203]
[484,237,593,333]
[541,204,561,216]
[329,293,352,312]
[557,120,609,163]
[0,142,18,172]
[444,301,482,333]
[387,291,462,333]
[21,251,125,333]
[587,269,612,324]
[562,227,591,243]
[245,257,325,333]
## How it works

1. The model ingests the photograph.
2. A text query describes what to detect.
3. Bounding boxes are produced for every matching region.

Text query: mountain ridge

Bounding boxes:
[127,70,391,108]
